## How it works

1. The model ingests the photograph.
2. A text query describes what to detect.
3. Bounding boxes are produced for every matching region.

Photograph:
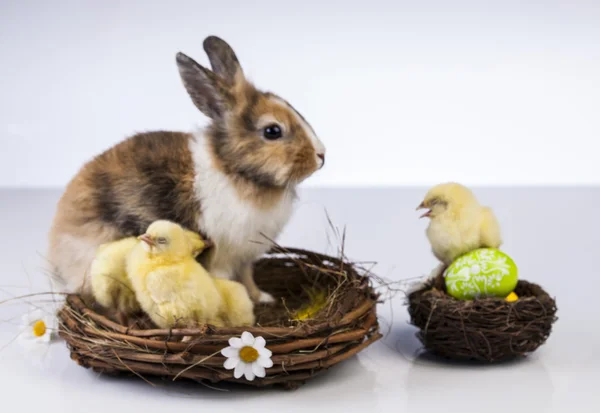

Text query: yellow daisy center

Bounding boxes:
[239,346,259,363]
[32,320,47,337]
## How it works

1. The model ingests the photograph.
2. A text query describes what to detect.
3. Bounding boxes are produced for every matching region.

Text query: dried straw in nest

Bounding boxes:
[58,247,381,390]
[407,274,557,362]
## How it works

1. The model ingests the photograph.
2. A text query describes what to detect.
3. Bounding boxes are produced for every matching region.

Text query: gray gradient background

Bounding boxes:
[1,0,599,187]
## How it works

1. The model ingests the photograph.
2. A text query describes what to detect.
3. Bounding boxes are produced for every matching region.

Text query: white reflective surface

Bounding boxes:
[0,188,597,413]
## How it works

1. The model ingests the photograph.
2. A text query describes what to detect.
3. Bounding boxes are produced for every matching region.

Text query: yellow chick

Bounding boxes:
[126,220,225,329]
[90,237,141,324]
[213,278,256,327]
[293,287,328,321]
[417,182,502,265]
[90,228,209,324]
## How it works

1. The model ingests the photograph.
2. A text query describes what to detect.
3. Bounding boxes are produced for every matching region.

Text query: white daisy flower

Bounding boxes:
[221,331,273,381]
[19,308,57,347]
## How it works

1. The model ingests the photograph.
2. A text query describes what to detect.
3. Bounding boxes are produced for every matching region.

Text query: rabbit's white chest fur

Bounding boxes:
[190,132,295,279]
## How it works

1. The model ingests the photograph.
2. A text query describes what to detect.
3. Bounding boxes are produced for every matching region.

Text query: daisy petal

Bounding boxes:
[18,329,33,341]
[27,342,48,356]
[29,347,51,369]
[45,316,58,331]
[29,310,44,322]
[19,336,36,349]
[234,362,245,379]
[244,363,255,381]
[220,346,239,358]
[241,331,255,346]
[252,363,266,378]
[253,336,266,350]
[228,337,243,348]
[258,347,272,358]
[257,356,273,369]
[223,357,239,370]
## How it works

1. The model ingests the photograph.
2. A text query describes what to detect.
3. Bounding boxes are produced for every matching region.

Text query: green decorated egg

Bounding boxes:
[444,248,518,300]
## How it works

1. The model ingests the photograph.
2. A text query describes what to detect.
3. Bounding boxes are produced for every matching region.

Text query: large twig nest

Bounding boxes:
[58,247,381,390]
[407,274,557,362]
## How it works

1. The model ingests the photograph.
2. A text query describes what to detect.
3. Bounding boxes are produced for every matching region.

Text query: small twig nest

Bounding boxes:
[407,274,557,362]
[58,247,381,390]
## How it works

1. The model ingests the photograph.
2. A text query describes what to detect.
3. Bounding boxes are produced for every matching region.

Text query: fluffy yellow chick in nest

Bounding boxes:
[417,182,502,265]
[90,237,141,324]
[90,228,209,324]
[127,220,254,329]
[293,287,328,321]
[214,278,256,327]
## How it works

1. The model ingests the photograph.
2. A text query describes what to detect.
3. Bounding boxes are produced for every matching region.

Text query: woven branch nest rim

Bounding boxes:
[407,273,557,363]
[58,247,382,390]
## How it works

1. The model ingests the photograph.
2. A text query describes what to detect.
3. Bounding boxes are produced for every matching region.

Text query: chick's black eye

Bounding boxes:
[157,237,167,244]
[263,124,282,140]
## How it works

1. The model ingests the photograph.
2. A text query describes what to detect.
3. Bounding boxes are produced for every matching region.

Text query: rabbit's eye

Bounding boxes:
[157,237,167,244]
[263,124,283,140]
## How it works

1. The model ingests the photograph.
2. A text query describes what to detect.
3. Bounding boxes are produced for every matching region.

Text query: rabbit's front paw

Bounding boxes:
[258,290,275,304]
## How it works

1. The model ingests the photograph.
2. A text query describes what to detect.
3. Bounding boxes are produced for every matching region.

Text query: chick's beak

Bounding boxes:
[416,201,432,219]
[138,234,156,246]
[202,239,214,249]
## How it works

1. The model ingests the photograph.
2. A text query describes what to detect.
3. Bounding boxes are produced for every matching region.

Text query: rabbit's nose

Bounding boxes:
[317,153,325,167]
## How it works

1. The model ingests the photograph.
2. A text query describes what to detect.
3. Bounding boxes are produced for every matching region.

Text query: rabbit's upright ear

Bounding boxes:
[203,36,243,85]
[176,52,226,120]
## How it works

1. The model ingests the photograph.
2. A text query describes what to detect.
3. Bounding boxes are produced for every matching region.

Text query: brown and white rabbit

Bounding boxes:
[47,36,325,303]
